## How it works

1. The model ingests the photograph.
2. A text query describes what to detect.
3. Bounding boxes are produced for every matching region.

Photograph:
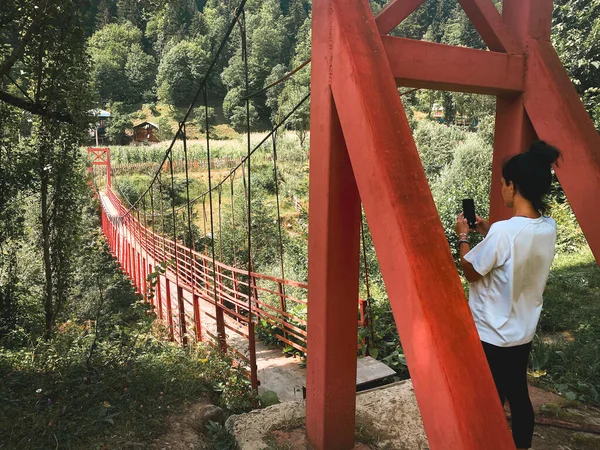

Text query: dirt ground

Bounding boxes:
[264,423,600,450]
[152,385,600,450]
[151,399,212,450]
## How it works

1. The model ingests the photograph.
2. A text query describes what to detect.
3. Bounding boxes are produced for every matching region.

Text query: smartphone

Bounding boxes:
[462,199,476,229]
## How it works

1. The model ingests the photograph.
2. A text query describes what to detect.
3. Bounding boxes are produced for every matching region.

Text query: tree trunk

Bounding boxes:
[41,170,53,339]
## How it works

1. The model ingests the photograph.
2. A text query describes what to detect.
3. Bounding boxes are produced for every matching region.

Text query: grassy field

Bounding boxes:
[532,246,600,403]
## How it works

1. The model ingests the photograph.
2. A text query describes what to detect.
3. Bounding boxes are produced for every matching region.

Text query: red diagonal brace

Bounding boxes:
[524,38,600,263]
[457,0,521,53]
[375,0,426,35]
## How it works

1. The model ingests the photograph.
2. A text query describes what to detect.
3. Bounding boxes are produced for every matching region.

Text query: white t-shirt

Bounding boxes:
[464,216,557,347]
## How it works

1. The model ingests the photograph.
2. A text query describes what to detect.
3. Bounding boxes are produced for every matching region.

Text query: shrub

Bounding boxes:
[430,134,493,254]
[413,120,467,180]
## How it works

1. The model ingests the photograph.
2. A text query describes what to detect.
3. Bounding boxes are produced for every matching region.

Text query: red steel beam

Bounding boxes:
[375,0,426,35]
[305,0,362,447]
[457,0,521,53]
[308,0,515,448]
[382,36,524,95]
[524,38,600,264]
[489,0,545,222]
[501,0,553,47]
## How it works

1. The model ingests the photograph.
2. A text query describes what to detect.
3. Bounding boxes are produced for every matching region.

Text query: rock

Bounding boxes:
[199,405,225,426]
[226,380,429,450]
[259,390,280,407]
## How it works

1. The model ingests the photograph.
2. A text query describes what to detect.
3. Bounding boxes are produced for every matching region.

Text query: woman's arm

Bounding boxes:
[475,215,491,237]
[456,213,483,282]
[459,242,483,282]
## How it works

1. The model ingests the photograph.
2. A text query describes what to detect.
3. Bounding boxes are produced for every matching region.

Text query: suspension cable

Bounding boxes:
[178,93,310,211]
[272,131,286,284]
[240,59,310,102]
[203,87,222,346]
[240,9,259,391]
[182,122,195,250]
[230,174,238,266]
[360,211,376,352]
[123,0,249,216]
[217,185,223,262]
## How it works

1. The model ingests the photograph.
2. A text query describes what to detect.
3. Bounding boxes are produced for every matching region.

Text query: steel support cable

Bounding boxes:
[168,150,187,345]
[4,73,35,105]
[142,195,149,295]
[203,87,224,349]
[123,0,249,216]
[230,174,238,266]
[149,185,158,295]
[239,61,417,103]
[136,208,142,293]
[218,185,223,262]
[177,92,310,212]
[272,130,288,341]
[240,10,259,391]
[272,132,286,286]
[202,197,208,254]
[182,122,198,312]
[157,172,168,294]
[182,122,195,251]
[168,153,178,280]
[360,212,376,352]
[240,59,311,102]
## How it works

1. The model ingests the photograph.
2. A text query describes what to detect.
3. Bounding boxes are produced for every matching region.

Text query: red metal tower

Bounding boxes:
[87,147,112,188]
[306,0,600,449]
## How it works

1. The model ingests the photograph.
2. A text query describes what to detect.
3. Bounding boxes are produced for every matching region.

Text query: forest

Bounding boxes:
[1,0,600,448]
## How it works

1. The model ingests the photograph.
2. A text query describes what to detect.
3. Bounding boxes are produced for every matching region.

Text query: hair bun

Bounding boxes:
[528,140,561,167]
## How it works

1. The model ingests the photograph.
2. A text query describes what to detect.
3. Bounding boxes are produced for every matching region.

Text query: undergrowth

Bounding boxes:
[531,246,600,403]
[0,195,255,449]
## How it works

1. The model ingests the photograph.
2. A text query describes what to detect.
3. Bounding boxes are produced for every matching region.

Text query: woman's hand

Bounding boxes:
[455,213,470,236]
[475,215,490,236]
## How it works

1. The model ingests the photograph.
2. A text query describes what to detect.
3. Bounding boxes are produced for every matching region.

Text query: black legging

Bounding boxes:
[482,341,534,449]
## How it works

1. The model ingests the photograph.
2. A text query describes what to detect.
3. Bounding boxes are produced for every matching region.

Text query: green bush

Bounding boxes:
[548,196,587,253]
[430,134,493,254]
[414,120,467,180]
[0,194,256,448]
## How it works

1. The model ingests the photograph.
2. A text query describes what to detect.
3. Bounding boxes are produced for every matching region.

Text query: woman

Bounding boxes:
[455,141,561,450]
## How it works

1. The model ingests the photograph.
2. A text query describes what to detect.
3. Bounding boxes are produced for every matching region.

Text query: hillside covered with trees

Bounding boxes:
[83,0,600,140]
[1,0,600,448]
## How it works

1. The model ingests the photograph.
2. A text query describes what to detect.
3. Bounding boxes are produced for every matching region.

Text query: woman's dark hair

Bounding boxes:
[502,140,561,214]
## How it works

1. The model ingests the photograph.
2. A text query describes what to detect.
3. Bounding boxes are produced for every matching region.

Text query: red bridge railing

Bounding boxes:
[99,186,369,387]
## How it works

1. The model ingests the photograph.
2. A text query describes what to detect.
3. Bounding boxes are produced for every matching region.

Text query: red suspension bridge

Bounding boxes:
[89,0,600,449]
[96,178,370,390]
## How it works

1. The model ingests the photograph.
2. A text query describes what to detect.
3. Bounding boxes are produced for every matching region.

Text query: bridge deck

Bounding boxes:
[98,188,393,401]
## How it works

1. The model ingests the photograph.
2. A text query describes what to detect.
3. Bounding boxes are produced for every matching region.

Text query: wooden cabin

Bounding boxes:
[133,121,159,143]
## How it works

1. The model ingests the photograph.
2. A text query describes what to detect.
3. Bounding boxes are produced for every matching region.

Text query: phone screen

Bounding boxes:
[462,199,476,229]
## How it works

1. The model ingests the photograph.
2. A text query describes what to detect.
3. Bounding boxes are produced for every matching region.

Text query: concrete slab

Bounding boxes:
[225,380,430,450]
[356,356,396,386]
[255,342,306,402]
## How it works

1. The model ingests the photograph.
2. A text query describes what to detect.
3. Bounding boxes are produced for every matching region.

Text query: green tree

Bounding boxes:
[277,15,311,144]
[156,115,174,141]
[125,43,157,102]
[156,37,211,106]
[145,0,199,55]
[431,134,493,250]
[552,0,600,130]
[94,0,115,31]
[1,0,92,338]
[88,22,155,105]
[413,119,467,179]
[106,101,133,144]
[221,0,287,125]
